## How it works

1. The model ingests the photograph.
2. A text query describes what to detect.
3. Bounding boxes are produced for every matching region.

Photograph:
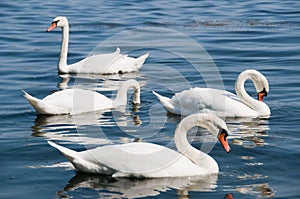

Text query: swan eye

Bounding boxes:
[218,129,228,141]
[47,20,60,32]
[218,129,231,153]
[52,20,59,25]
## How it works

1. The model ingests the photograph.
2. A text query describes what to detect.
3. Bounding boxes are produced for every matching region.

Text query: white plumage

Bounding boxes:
[48,113,231,178]
[153,69,270,118]
[47,16,149,74]
[23,79,140,115]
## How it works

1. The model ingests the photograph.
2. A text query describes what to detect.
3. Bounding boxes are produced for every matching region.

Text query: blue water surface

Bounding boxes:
[1,0,300,198]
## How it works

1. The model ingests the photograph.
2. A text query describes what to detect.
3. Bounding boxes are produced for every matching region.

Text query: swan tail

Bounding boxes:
[23,90,47,114]
[152,91,169,101]
[115,47,121,54]
[134,53,150,68]
[48,141,115,174]
[48,141,79,163]
[23,90,69,115]
[152,91,176,112]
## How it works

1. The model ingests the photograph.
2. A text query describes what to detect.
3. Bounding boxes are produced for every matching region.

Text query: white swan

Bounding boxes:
[23,79,140,115]
[153,69,270,118]
[48,113,231,177]
[47,16,149,74]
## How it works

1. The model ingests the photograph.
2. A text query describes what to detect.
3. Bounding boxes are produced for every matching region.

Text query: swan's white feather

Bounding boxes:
[23,90,71,114]
[24,79,140,115]
[153,70,271,118]
[47,113,228,178]
[164,88,257,117]
[24,89,112,115]
[48,141,210,178]
[68,49,149,74]
[49,16,149,74]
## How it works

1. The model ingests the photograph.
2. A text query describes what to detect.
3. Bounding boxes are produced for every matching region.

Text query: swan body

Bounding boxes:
[48,113,231,177]
[47,16,149,74]
[23,79,140,115]
[153,69,270,118]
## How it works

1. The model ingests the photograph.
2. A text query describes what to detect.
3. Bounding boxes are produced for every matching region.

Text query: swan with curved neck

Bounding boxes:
[23,79,140,115]
[47,16,149,74]
[153,69,270,118]
[48,113,231,177]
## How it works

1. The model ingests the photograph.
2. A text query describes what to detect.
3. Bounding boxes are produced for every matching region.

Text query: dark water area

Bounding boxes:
[1,0,300,198]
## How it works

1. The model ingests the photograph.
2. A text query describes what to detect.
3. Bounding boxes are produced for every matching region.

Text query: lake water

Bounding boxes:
[1,0,300,198]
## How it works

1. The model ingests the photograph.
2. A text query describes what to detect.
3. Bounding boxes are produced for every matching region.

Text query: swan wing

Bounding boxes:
[168,88,213,115]
[152,91,179,114]
[77,142,204,177]
[68,49,149,74]
[48,141,115,174]
[68,51,123,74]
[223,90,243,103]
[23,90,70,114]
[166,88,257,117]
[222,91,259,117]
[111,52,149,73]
[42,89,112,114]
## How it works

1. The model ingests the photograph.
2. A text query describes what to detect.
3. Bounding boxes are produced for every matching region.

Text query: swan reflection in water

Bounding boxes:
[31,106,142,146]
[57,173,218,199]
[57,72,147,91]
[225,117,270,148]
[232,183,275,198]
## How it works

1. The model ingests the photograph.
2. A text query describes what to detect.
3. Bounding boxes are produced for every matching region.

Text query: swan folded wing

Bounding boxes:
[170,88,211,115]
[85,142,203,177]
[42,90,77,114]
[169,88,257,117]
[43,89,112,114]
[197,89,256,117]
[69,51,148,74]
[223,90,243,104]
[113,52,150,72]
[23,91,70,114]
[68,51,124,74]
[152,91,178,114]
[134,53,150,69]
[48,141,116,174]
[222,90,259,117]
[99,52,149,74]
[69,89,113,114]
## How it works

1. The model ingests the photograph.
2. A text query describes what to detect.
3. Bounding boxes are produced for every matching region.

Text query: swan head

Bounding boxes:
[47,16,69,32]
[258,87,268,102]
[237,69,269,102]
[174,113,231,172]
[250,70,269,102]
[182,114,231,153]
[218,129,231,153]
[205,114,231,153]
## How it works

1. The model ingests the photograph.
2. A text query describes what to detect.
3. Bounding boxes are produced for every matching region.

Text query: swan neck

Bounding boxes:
[58,25,69,73]
[114,80,140,106]
[174,114,218,169]
[235,72,259,111]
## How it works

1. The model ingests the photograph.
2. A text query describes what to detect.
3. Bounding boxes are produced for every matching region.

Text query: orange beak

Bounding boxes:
[218,129,231,153]
[258,88,268,102]
[47,22,57,32]
[258,92,265,101]
[225,193,234,199]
